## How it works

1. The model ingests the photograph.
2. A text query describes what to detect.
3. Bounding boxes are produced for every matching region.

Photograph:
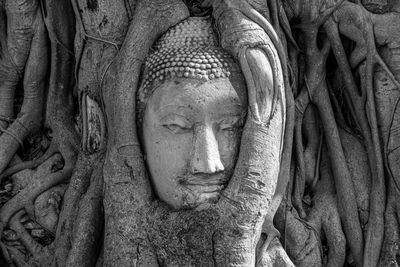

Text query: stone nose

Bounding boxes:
[190,124,225,174]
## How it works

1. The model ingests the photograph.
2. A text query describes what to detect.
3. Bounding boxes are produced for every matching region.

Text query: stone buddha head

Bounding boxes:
[137,17,247,210]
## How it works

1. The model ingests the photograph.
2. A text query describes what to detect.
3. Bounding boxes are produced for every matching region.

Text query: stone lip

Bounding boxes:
[177,172,230,193]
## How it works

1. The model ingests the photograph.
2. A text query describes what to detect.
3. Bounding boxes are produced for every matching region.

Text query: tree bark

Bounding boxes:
[0,0,400,266]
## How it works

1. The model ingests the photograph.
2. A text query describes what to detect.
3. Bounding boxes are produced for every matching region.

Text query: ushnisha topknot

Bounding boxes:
[137,16,242,123]
[153,16,217,50]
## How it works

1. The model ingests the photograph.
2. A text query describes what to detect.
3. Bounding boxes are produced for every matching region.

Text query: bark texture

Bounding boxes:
[0,0,399,266]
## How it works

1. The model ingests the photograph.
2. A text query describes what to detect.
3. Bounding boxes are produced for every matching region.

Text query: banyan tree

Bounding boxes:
[0,0,399,266]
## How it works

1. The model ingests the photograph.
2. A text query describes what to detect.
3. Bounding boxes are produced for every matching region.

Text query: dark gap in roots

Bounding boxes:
[325,47,337,82]
[0,7,6,62]
[41,0,48,18]
[325,39,363,135]
[73,89,81,136]
[291,24,305,98]
[86,0,99,12]
[302,186,313,215]
[321,230,328,266]
[338,34,362,95]
[344,244,356,267]
[0,176,12,206]
[316,28,327,51]
[183,0,212,16]
[362,1,390,14]
[51,156,65,173]
[31,227,55,247]
[13,80,24,116]
[340,33,354,57]
[22,133,50,162]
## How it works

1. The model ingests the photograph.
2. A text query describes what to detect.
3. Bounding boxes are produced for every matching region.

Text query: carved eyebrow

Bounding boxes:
[212,111,243,119]
[159,113,190,121]
[210,103,244,116]
[155,104,193,113]
[219,115,245,128]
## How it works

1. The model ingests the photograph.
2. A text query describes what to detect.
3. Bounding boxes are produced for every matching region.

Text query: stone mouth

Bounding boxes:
[178,174,230,192]
[184,184,226,194]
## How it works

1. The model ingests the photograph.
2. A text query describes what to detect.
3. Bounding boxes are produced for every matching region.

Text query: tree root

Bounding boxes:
[274,201,321,266]
[308,149,346,267]
[340,128,371,229]
[0,0,40,134]
[213,0,296,254]
[257,237,294,267]
[292,91,308,219]
[292,103,322,219]
[313,70,364,267]
[0,143,57,183]
[325,3,393,263]
[0,164,73,236]
[101,1,189,265]
[379,181,400,266]
[6,210,52,266]
[0,153,74,266]
[211,5,290,265]
[302,106,320,186]
[53,152,100,266]
[65,161,103,267]
[3,0,399,266]
[290,5,364,264]
[0,1,48,176]
[0,1,81,265]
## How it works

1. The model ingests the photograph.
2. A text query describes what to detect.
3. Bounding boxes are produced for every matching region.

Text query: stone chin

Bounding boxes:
[172,170,234,209]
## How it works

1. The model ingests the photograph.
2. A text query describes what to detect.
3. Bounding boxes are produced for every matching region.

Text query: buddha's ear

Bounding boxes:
[210,0,286,125]
[239,47,278,124]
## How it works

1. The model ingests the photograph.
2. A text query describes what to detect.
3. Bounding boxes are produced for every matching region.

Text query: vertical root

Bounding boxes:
[317,150,346,267]
[314,85,364,266]
[362,50,385,267]
[65,161,104,267]
[0,5,48,175]
[53,153,98,266]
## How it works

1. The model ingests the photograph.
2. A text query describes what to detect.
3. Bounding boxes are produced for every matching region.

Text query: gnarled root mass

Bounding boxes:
[0,0,79,265]
[275,0,400,266]
[1,0,400,266]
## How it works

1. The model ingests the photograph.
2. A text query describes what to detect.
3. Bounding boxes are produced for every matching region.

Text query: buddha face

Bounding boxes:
[142,77,247,209]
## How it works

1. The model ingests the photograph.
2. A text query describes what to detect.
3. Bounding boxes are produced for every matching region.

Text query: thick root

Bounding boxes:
[8,210,52,266]
[0,3,48,175]
[0,144,57,183]
[0,161,73,238]
[257,237,295,267]
[64,161,104,267]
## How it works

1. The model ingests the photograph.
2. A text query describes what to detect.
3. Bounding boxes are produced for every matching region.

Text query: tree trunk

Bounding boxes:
[0,0,400,266]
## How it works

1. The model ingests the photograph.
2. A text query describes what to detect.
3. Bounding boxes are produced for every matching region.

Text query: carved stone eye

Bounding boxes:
[162,123,192,134]
[219,117,244,131]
